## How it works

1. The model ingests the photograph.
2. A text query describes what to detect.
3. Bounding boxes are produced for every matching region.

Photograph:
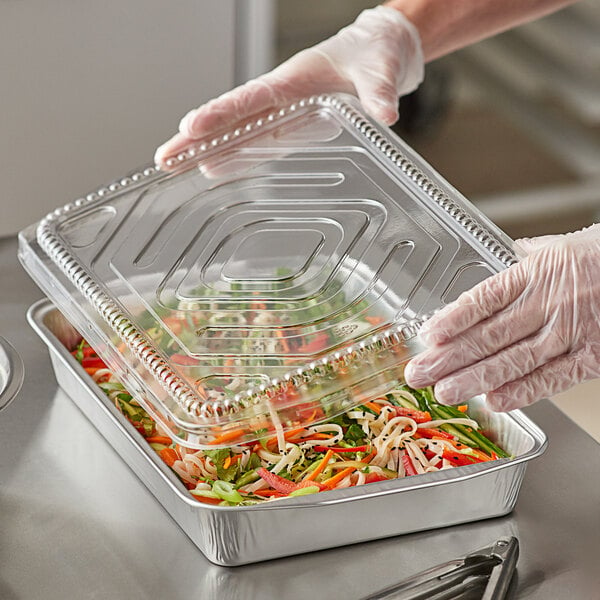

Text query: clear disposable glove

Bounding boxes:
[404,224,600,411]
[154,5,423,167]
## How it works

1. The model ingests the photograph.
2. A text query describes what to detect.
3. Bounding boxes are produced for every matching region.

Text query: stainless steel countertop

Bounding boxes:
[1,234,599,599]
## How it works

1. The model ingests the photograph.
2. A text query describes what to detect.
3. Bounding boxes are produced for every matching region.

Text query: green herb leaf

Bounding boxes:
[204,449,238,482]
[73,340,85,362]
[344,424,367,445]
[246,453,261,471]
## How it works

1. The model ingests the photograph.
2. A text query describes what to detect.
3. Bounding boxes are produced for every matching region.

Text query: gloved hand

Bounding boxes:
[404,224,600,411]
[154,5,423,167]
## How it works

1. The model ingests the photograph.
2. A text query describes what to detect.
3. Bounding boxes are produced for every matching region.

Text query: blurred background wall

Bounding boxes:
[0,0,272,235]
[3,0,598,240]
[277,0,600,241]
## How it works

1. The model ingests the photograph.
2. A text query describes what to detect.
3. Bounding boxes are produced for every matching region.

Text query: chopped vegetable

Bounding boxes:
[304,449,334,481]
[402,454,418,477]
[313,445,370,453]
[212,480,244,504]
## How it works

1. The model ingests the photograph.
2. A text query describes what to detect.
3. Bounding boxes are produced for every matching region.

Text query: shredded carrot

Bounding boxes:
[363,401,382,415]
[158,447,178,467]
[145,436,173,445]
[305,449,334,481]
[208,428,246,445]
[457,404,468,413]
[266,426,307,449]
[362,448,377,464]
[323,466,356,488]
[284,427,307,440]
[305,410,318,423]
[470,448,493,462]
[84,367,101,376]
[309,432,335,440]
[223,456,232,469]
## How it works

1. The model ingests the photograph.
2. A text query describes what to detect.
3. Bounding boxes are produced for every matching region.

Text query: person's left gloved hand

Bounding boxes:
[404,224,600,411]
[154,5,423,168]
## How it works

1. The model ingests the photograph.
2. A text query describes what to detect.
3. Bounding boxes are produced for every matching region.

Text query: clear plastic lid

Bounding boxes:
[19,94,516,447]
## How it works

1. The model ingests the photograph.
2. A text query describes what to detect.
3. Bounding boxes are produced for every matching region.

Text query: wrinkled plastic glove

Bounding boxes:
[154,5,423,167]
[404,224,600,411]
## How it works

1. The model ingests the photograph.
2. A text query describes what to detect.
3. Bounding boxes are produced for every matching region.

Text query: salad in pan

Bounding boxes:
[73,338,509,507]
[140,275,391,406]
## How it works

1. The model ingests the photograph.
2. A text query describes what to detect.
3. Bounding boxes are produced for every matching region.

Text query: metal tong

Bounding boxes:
[362,536,519,600]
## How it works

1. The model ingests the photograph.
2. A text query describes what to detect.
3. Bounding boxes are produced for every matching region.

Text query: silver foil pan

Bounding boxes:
[28,299,548,566]
[0,335,24,411]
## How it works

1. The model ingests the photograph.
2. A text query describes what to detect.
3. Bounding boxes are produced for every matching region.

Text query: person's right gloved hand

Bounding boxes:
[404,224,600,412]
[154,5,423,168]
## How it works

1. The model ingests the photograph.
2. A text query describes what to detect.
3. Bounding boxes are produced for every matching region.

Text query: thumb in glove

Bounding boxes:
[405,224,600,412]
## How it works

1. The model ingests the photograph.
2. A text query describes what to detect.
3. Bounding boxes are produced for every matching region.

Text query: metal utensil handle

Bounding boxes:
[361,537,519,600]
[482,537,519,600]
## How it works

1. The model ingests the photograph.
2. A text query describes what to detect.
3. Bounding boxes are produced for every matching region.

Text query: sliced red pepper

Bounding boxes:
[82,345,97,357]
[313,445,369,453]
[392,407,432,424]
[254,489,286,498]
[191,494,223,505]
[364,472,389,484]
[402,454,418,476]
[81,356,107,369]
[256,468,299,494]
[414,428,454,440]
[423,449,443,468]
[257,468,325,495]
